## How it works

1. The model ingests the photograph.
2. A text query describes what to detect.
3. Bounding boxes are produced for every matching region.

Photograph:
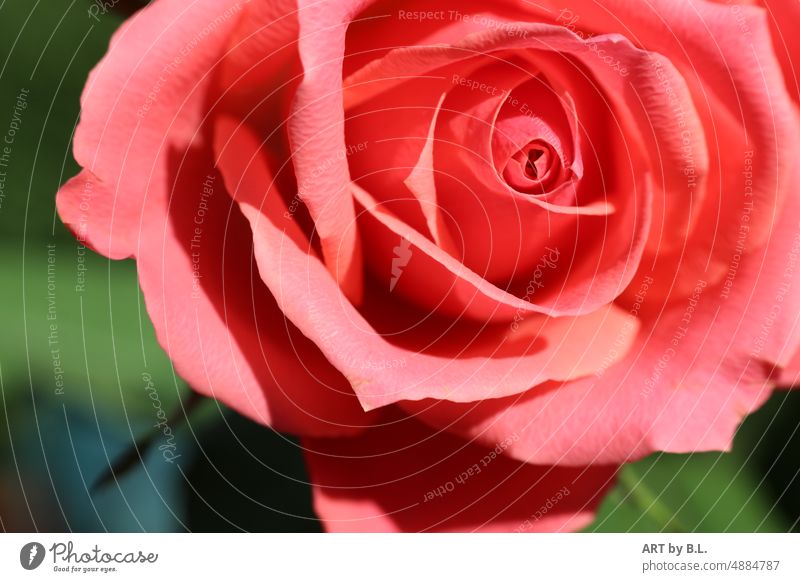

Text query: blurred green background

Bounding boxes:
[0,0,798,533]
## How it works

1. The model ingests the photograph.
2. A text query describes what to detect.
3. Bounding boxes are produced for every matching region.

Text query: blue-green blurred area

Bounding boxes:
[0,0,798,533]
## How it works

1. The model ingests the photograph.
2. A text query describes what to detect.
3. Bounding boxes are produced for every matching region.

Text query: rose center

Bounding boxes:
[523,146,550,179]
[503,139,561,194]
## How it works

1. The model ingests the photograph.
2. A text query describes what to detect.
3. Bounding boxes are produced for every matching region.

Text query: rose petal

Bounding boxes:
[304,412,617,532]
[56,0,372,435]
[402,92,460,254]
[217,120,640,410]
[706,0,800,102]
[60,148,371,436]
[777,348,800,388]
[286,0,384,302]
[59,0,244,259]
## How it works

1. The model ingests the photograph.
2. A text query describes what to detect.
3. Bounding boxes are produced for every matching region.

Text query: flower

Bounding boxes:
[57,0,800,531]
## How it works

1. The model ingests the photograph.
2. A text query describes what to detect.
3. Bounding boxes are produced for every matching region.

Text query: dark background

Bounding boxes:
[0,0,798,532]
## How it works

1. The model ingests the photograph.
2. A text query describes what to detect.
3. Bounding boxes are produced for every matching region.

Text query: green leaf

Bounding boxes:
[586,447,789,532]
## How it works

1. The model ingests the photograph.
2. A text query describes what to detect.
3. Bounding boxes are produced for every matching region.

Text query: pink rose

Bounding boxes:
[711,0,800,104]
[57,0,800,531]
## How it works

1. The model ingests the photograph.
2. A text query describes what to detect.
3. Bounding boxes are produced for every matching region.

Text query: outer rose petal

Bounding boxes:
[761,0,800,102]
[57,0,370,436]
[59,0,244,259]
[304,413,617,532]
[59,151,370,436]
[778,348,800,389]
[218,0,299,99]
[708,0,800,102]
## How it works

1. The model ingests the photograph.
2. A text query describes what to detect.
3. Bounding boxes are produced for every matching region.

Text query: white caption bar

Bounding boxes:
[1,533,797,581]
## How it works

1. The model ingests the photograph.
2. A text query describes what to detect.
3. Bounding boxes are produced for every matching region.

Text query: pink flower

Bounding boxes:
[57,0,800,531]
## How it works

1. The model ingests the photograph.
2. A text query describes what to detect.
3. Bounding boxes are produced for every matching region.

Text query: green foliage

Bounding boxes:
[587,394,800,532]
[0,246,178,418]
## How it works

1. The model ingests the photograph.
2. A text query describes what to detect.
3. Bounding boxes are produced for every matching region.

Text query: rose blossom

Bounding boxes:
[57,0,800,531]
